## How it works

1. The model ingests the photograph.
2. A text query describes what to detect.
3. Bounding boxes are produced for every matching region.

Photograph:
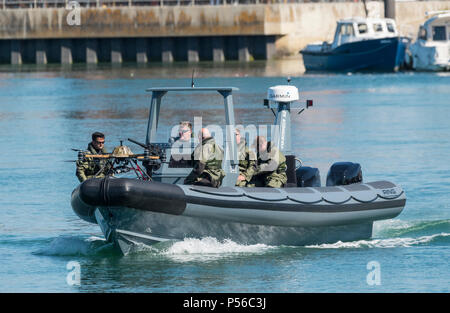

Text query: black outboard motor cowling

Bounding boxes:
[296,167,321,187]
[326,162,362,186]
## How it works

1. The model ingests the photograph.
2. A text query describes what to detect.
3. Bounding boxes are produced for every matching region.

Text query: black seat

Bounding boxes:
[285,155,297,187]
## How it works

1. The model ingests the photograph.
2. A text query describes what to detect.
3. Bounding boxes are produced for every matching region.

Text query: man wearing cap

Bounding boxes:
[76,132,110,182]
[248,136,287,188]
[184,128,225,188]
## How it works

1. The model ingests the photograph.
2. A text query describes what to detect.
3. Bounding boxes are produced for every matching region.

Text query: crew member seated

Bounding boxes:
[169,121,193,144]
[248,136,287,188]
[184,128,225,188]
[235,128,257,187]
[169,121,194,168]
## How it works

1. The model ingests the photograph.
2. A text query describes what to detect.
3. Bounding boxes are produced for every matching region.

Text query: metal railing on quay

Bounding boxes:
[0,0,383,10]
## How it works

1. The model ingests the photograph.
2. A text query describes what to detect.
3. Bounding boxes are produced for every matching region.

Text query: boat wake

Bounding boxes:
[131,237,277,262]
[33,235,115,256]
[305,232,449,249]
[163,237,273,255]
[33,235,275,260]
[373,219,450,237]
[124,221,449,257]
[306,219,450,249]
[35,220,449,257]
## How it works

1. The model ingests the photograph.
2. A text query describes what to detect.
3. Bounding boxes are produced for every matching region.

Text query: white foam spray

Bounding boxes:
[158,237,275,262]
[305,233,449,249]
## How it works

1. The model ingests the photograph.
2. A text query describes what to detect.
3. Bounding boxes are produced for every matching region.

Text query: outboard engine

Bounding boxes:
[326,162,362,186]
[296,166,321,187]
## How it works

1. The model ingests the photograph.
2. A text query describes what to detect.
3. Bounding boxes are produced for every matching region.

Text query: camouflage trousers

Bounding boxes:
[184,170,224,188]
[246,172,287,188]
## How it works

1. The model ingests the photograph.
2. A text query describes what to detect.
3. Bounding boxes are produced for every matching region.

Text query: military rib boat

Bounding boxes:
[71,85,406,255]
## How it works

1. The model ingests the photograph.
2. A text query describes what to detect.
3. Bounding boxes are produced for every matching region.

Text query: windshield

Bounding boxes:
[340,23,355,36]
[152,92,226,145]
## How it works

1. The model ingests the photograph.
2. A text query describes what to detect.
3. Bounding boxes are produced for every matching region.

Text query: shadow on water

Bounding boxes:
[32,236,120,258]
[0,58,306,79]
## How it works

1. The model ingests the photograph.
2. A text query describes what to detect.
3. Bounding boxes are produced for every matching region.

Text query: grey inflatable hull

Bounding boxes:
[71,178,406,254]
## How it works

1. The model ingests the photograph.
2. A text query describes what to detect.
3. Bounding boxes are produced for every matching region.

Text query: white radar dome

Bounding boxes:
[267,85,299,102]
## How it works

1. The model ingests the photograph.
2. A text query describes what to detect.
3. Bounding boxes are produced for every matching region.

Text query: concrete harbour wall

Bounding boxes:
[0,1,449,64]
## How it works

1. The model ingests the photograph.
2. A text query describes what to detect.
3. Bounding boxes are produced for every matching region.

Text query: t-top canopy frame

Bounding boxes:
[145,86,240,187]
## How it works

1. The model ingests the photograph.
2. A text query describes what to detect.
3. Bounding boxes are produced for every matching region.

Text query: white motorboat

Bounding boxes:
[408,11,450,71]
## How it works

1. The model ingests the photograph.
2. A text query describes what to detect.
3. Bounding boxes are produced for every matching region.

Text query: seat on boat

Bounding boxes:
[168,154,193,168]
[285,155,297,187]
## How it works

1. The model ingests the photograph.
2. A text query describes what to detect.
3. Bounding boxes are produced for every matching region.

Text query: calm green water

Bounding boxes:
[0,61,449,292]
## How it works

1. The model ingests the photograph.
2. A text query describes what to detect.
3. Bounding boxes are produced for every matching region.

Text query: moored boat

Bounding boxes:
[408,11,450,71]
[300,18,410,72]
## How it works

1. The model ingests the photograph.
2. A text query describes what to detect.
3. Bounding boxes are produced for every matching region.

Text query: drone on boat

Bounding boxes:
[70,138,166,180]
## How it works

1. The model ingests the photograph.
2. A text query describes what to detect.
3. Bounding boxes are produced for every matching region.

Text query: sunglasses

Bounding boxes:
[179,129,191,134]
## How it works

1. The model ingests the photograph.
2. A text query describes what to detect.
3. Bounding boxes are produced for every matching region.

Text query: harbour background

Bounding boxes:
[0,59,449,292]
[1,1,450,64]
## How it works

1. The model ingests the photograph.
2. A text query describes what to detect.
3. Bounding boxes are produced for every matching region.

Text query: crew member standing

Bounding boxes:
[76,132,110,182]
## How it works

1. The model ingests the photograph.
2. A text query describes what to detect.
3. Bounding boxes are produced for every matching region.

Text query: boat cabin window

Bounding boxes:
[339,23,355,36]
[386,22,396,33]
[418,26,427,40]
[333,23,356,48]
[373,23,383,33]
[357,23,368,34]
[432,26,447,41]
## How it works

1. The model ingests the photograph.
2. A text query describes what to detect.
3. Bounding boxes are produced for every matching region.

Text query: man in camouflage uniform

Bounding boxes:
[76,132,110,182]
[184,128,225,188]
[235,128,257,187]
[248,136,287,188]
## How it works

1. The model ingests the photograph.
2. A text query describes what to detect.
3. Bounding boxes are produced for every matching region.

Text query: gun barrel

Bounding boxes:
[128,138,148,149]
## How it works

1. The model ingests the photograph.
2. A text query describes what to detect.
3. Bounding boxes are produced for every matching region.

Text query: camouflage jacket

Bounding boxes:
[76,143,109,182]
[185,137,225,186]
[256,142,287,176]
[237,140,257,182]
